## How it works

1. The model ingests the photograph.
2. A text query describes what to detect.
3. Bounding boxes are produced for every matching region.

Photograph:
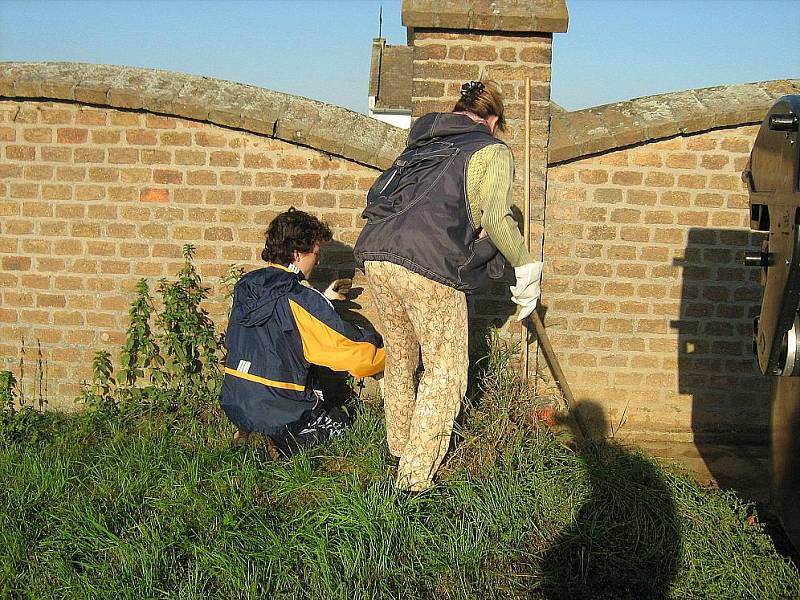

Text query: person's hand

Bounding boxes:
[323,278,352,301]
[510,261,543,321]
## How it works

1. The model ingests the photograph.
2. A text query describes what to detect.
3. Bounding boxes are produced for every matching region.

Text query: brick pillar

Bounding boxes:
[401,1,569,374]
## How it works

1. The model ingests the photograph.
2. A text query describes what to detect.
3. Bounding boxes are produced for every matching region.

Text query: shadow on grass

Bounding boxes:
[539,400,681,599]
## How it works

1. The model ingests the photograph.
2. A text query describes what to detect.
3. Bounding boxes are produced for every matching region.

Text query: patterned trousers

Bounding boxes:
[364,261,469,491]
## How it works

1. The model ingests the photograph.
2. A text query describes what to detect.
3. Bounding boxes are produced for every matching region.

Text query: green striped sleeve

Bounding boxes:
[466,143,532,268]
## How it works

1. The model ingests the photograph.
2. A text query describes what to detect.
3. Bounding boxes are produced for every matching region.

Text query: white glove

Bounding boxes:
[323,278,352,301]
[510,261,543,321]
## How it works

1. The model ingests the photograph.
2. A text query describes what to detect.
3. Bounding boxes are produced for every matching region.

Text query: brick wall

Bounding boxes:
[1,60,797,446]
[544,125,766,440]
[0,100,382,408]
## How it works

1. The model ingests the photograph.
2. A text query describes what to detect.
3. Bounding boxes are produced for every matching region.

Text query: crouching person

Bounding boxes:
[220,208,385,457]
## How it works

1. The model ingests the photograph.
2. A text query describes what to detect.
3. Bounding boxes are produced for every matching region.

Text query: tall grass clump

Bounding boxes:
[1,263,799,598]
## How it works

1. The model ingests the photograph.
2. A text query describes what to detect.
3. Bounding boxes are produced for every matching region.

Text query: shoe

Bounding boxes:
[232,428,251,448]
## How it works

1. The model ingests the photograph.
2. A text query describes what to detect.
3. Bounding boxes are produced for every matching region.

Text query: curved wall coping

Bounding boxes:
[1,63,797,169]
[0,61,407,170]
[549,79,800,164]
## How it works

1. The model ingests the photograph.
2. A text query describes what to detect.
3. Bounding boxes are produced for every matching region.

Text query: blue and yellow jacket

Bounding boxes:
[219,264,385,435]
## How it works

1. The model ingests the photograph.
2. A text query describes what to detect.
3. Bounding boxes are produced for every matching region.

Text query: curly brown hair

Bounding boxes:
[261,208,332,264]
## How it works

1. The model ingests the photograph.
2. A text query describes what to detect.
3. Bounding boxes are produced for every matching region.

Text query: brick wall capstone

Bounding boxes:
[0,62,407,169]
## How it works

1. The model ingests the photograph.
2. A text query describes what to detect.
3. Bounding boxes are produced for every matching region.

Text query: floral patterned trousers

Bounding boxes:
[364,261,469,491]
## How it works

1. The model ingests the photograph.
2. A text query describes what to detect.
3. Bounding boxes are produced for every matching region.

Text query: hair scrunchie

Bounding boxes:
[460,81,485,100]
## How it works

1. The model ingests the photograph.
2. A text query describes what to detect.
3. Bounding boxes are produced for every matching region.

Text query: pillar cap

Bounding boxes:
[402,0,568,33]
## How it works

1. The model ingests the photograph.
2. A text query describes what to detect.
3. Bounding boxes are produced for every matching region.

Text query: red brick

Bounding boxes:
[611,171,643,186]
[660,191,690,207]
[2,256,31,271]
[126,129,157,145]
[108,148,139,164]
[38,184,70,201]
[88,167,119,183]
[187,170,217,185]
[644,172,673,187]
[22,202,51,217]
[92,130,120,144]
[0,163,23,178]
[86,241,116,256]
[41,146,71,162]
[204,227,234,241]
[74,148,105,163]
[153,169,183,184]
[610,208,641,223]
[174,189,202,204]
[139,224,168,238]
[686,137,716,151]
[577,169,606,185]
[141,188,169,203]
[210,151,240,167]
[677,211,708,226]
[593,188,622,204]
[620,227,650,242]
[720,138,751,153]
[74,110,106,126]
[18,164,50,182]
[56,128,88,144]
[146,115,176,129]
[241,190,271,205]
[36,294,66,308]
[100,260,130,274]
[75,185,105,201]
[41,109,71,124]
[666,153,697,169]
[160,131,192,146]
[306,192,336,208]
[108,112,140,126]
[220,171,252,186]
[206,189,236,204]
[519,45,552,63]
[6,225,30,240]
[256,173,289,187]
[700,155,729,170]
[141,150,171,164]
[175,149,206,165]
[195,132,227,147]
[464,45,497,61]
[6,145,36,160]
[632,152,663,167]
[677,174,706,189]
[23,127,52,143]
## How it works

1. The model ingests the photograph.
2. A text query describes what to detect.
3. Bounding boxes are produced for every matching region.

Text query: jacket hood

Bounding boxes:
[407,112,493,149]
[234,266,300,327]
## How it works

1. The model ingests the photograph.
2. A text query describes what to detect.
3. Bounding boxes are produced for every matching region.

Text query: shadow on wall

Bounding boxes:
[674,227,770,496]
[468,203,528,388]
[310,239,379,404]
[539,400,681,599]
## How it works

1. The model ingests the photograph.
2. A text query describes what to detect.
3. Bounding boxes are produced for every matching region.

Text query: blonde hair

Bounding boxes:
[452,80,506,132]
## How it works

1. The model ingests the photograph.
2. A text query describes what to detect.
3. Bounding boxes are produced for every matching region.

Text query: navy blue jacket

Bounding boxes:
[220,264,385,435]
[354,112,505,293]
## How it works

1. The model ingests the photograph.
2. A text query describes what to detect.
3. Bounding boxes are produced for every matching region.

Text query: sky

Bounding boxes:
[0,0,797,114]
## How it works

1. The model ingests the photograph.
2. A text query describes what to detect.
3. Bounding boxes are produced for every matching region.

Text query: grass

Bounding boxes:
[1,342,799,599]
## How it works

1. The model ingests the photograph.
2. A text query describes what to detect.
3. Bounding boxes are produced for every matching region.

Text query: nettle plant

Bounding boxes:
[80,244,228,411]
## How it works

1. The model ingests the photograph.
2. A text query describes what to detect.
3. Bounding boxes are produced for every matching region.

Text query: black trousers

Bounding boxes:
[270,402,352,456]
